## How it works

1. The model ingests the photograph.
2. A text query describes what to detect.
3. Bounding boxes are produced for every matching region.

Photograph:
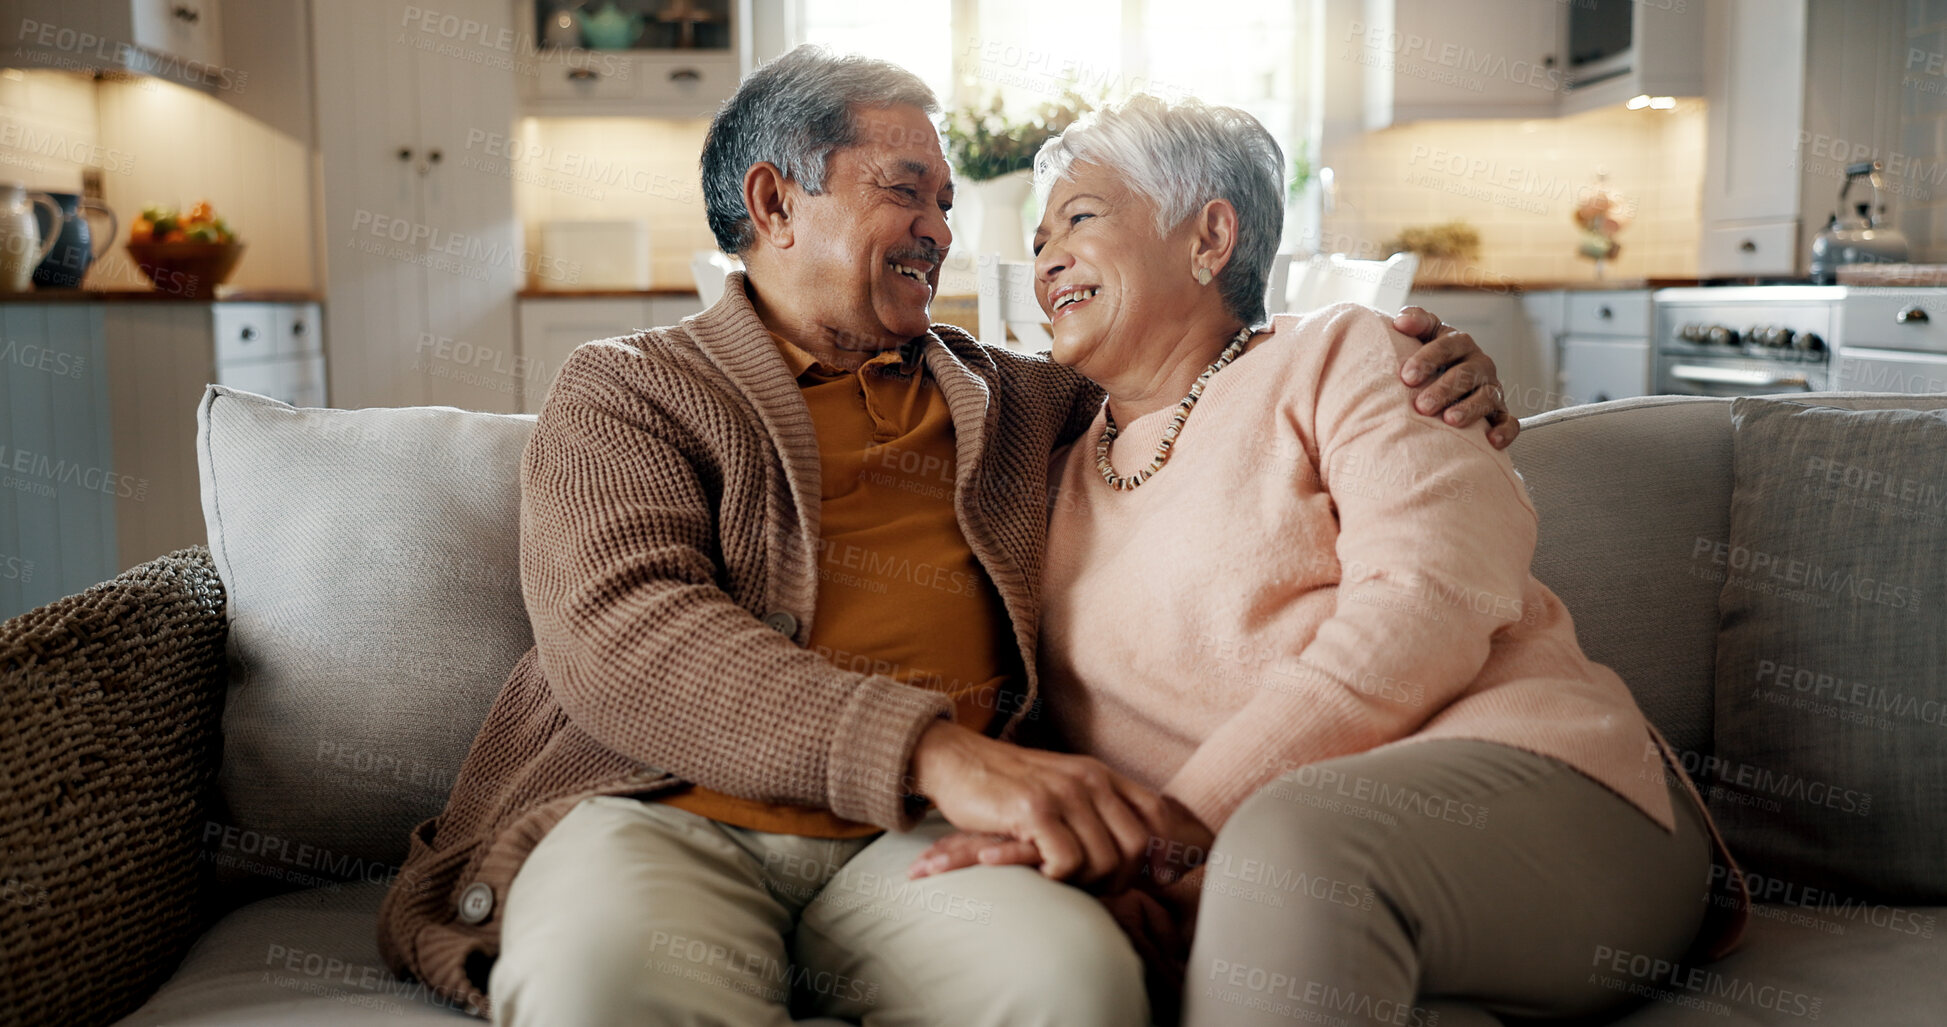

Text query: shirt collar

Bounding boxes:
[769,331,928,382]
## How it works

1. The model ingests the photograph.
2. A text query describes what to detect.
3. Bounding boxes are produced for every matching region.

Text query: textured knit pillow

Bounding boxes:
[1709,397,1947,902]
[196,386,537,894]
[0,548,227,1027]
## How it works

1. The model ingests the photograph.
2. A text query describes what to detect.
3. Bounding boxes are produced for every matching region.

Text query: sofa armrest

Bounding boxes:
[0,547,228,1027]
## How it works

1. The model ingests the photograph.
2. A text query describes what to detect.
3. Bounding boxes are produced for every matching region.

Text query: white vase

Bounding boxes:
[957,169,1034,262]
[0,183,61,293]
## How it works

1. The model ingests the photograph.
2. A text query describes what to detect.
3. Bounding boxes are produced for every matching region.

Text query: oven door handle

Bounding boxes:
[1668,365,1811,389]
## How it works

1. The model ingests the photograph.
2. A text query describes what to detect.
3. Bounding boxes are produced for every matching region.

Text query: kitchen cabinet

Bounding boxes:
[12,0,224,84]
[1516,289,1567,415]
[1556,289,1651,404]
[312,0,523,413]
[0,299,318,620]
[1355,0,1565,128]
[1699,0,1903,278]
[514,0,748,118]
[1834,290,1947,396]
[517,295,703,414]
[1402,288,1556,419]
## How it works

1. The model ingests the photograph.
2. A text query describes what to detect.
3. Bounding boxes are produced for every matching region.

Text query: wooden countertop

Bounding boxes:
[0,288,321,303]
[518,288,702,299]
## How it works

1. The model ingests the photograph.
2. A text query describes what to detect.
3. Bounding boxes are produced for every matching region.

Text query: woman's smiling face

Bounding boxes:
[1031,161,1206,377]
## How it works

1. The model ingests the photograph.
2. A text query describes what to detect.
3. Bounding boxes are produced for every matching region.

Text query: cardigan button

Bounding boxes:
[457,882,494,924]
[762,611,798,637]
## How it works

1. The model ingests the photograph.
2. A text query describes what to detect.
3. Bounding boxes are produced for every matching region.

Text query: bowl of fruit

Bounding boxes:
[126,200,245,299]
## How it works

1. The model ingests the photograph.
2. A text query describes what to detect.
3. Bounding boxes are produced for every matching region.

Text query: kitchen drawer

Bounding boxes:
[213,304,276,365]
[131,0,223,69]
[1700,220,1800,279]
[273,303,322,357]
[1559,336,1651,405]
[1840,291,1947,355]
[636,55,737,115]
[218,355,326,407]
[1835,347,1947,395]
[1565,291,1650,338]
[529,55,639,103]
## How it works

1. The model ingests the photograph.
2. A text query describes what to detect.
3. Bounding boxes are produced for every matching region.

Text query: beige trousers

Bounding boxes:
[1183,740,1713,1027]
[488,794,1148,1027]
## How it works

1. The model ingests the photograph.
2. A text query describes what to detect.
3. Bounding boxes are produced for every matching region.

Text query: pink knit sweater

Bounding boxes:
[1040,303,1678,833]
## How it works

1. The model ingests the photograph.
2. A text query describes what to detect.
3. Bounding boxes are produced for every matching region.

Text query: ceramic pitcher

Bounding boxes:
[0,183,61,293]
[32,192,118,289]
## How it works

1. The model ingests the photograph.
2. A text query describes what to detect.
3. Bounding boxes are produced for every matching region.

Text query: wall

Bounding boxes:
[1319,102,1706,285]
[0,69,313,293]
[1899,0,1947,261]
[512,116,716,290]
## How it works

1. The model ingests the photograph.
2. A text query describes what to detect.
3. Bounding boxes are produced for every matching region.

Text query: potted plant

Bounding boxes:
[940,92,1088,261]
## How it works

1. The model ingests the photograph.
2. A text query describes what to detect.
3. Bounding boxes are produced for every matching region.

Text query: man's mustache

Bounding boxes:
[887,244,947,271]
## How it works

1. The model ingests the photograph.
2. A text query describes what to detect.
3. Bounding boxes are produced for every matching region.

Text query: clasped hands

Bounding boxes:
[905,721,1213,976]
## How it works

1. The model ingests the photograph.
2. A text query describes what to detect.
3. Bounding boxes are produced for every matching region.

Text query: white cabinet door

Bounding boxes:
[131,0,222,68]
[315,0,520,413]
[1701,0,1806,235]
[516,300,653,414]
[1363,0,1565,126]
[1517,290,1565,415]
[1559,336,1650,405]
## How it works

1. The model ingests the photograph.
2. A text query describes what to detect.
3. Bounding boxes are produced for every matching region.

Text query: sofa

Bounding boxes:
[3,386,1942,1027]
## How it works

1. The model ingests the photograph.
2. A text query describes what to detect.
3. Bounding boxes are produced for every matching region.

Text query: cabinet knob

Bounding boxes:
[567,68,600,82]
[427,149,442,165]
[1896,304,1930,324]
[291,320,306,336]
[173,5,200,23]
[1739,239,1757,253]
[669,68,702,83]
[240,326,256,341]
[1597,305,1612,320]
[397,147,413,162]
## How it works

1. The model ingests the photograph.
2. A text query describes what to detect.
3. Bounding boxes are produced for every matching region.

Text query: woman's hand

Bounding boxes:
[1391,307,1519,450]
[908,721,1165,888]
[909,789,1215,895]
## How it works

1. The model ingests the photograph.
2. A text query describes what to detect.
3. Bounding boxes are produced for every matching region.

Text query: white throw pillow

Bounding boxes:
[196,386,537,890]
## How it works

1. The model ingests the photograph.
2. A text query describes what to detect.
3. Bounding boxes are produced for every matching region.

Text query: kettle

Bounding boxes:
[1810,160,1910,283]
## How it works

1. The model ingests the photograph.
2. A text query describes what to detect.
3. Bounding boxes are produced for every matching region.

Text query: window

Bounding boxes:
[797,0,1311,170]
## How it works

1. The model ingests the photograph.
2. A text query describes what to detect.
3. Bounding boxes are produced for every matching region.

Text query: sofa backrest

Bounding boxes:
[1515,392,1947,761]
[197,387,538,891]
[1515,396,1734,759]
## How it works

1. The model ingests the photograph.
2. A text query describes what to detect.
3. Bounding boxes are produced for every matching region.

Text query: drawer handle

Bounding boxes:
[1597,305,1613,319]
[1739,239,1757,253]
[173,5,200,24]
[1896,305,1930,324]
[669,68,702,82]
[291,320,306,336]
[1672,365,1808,388]
[567,68,600,81]
[239,326,256,341]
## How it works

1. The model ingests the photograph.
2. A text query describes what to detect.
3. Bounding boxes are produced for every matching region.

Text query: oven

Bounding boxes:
[1653,287,1843,398]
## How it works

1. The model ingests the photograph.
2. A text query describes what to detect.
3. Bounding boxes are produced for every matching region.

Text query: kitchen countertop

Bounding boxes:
[518,288,702,299]
[1410,277,1703,293]
[0,288,321,303]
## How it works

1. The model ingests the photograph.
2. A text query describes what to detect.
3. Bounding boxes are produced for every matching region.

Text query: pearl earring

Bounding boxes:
[1195,267,1212,286]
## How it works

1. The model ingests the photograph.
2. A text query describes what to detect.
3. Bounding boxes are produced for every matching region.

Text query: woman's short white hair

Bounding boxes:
[1034,94,1285,325]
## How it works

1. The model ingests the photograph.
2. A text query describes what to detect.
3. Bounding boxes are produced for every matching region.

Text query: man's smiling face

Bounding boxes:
[785,104,955,352]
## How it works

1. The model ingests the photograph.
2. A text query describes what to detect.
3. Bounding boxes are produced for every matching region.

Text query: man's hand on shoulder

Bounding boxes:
[1391,306,1519,450]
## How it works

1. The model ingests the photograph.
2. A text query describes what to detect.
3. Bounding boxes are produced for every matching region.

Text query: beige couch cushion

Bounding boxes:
[196,387,537,893]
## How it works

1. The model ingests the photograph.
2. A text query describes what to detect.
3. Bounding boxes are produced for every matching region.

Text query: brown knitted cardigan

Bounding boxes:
[375,272,1101,1015]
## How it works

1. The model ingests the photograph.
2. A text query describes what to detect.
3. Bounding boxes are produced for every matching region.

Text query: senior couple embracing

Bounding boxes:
[377,45,1746,1027]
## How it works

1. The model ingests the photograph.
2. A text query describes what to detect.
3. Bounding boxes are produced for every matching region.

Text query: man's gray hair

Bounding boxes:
[1034,95,1285,325]
[701,45,940,254]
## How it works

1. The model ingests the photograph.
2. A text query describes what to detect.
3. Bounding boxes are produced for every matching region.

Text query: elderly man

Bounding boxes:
[378,45,1517,1026]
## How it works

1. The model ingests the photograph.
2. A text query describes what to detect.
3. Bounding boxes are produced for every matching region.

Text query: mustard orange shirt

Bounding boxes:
[658,334,1023,837]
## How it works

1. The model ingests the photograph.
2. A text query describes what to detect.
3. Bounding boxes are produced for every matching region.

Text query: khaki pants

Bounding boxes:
[1183,740,1713,1027]
[489,795,1148,1026]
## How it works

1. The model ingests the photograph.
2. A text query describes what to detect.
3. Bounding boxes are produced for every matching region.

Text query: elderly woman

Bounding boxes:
[913,95,1744,1026]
